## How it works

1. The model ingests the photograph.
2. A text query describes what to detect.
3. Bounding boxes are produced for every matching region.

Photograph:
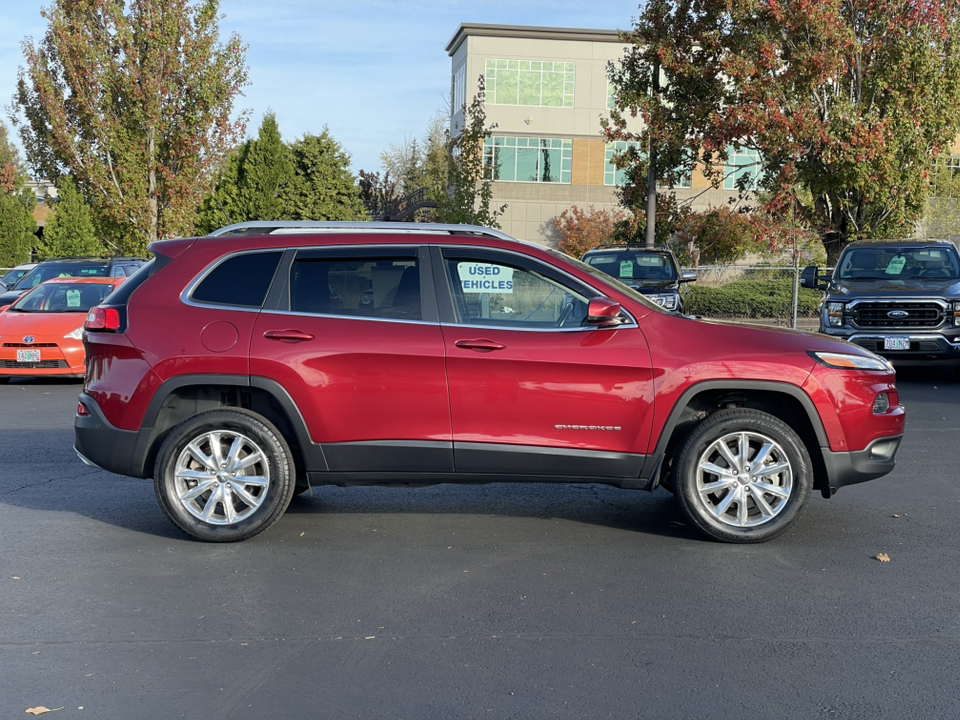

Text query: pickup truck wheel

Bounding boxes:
[673,409,812,543]
[154,409,296,542]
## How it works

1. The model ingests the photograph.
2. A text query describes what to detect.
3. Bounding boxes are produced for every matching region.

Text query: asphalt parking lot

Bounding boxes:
[1,369,958,720]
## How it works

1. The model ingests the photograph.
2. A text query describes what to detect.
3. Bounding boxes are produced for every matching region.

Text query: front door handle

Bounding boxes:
[264,330,315,342]
[455,338,507,352]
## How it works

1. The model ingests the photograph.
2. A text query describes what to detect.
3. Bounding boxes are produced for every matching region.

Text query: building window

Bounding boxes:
[605,142,692,188]
[484,137,572,184]
[485,59,574,108]
[452,61,466,112]
[724,147,761,190]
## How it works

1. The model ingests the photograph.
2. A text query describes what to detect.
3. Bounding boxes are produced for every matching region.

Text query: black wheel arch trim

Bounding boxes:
[135,374,327,476]
[641,379,829,488]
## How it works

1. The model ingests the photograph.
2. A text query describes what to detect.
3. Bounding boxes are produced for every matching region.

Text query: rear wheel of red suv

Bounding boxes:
[673,409,812,543]
[154,409,297,542]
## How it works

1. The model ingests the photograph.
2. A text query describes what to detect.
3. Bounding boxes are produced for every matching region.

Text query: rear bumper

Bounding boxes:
[820,434,902,497]
[74,393,148,478]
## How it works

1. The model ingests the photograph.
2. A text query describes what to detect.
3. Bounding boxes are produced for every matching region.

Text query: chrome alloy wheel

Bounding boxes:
[173,430,270,525]
[694,430,793,528]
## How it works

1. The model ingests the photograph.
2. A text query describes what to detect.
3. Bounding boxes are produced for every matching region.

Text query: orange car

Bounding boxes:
[0,276,126,382]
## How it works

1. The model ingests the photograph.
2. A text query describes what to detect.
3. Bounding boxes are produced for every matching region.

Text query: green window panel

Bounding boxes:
[518,71,541,105]
[604,142,692,188]
[724,147,761,190]
[484,137,572,184]
[486,58,575,108]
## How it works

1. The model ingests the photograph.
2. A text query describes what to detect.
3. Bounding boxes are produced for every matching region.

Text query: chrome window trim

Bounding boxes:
[259,308,439,326]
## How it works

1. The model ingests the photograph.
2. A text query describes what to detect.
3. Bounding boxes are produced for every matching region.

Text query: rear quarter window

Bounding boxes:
[191,251,283,308]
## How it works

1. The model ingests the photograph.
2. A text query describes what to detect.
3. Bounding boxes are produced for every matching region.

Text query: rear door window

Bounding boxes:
[289,251,421,320]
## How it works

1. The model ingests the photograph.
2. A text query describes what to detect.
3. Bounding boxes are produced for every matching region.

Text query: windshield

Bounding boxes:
[542,247,668,313]
[2,268,30,287]
[583,251,678,282]
[12,263,109,290]
[837,247,960,281]
[10,282,117,313]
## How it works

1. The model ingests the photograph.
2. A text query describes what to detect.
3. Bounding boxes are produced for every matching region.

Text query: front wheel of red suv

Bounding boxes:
[673,409,812,543]
[154,409,297,542]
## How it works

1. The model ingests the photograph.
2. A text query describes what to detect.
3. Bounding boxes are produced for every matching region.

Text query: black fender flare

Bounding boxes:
[640,380,829,489]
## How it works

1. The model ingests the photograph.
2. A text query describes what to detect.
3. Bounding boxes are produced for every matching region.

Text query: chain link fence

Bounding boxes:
[680,265,822,330]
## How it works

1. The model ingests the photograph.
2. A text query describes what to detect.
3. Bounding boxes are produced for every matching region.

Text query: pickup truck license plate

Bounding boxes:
[16,349,41,363]
[883,337,910,351]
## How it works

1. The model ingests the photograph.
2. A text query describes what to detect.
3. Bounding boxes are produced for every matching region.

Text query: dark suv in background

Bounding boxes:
[0,257,147,308]
[581,245,696,313]
[74,222,903,544]
[802,240,960,367]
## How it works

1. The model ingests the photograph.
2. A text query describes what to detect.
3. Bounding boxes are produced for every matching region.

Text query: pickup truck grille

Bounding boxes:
[854,302,943,328]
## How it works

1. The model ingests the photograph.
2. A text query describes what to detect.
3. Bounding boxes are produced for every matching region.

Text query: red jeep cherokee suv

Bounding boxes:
[74,222,905,543]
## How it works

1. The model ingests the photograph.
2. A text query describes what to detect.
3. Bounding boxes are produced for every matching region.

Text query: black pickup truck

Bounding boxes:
[801,240,960,366]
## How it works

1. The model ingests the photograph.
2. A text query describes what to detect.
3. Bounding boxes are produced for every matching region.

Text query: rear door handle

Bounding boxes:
[455,338,507,352]
[264,330,315,342]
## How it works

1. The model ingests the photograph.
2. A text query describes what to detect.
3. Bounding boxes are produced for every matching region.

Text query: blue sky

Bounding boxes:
[1,1,640,174]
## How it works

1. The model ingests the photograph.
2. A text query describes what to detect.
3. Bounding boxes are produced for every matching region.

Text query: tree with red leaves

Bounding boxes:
[609,0,960,262]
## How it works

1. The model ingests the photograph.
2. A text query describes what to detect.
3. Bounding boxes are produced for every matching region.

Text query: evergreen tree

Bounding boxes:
[239,111,295,221]
[282,131,368,221]
[40,177,101,259]
[195,147,247,234]
[0,190,37,267]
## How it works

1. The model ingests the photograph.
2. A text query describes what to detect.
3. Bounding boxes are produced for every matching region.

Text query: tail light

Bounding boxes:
[85,306,121,331]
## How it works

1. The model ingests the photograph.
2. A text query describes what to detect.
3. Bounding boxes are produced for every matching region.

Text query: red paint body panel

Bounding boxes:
[802,367,905,452]
[443,324,655,453]
[250,314,451,443]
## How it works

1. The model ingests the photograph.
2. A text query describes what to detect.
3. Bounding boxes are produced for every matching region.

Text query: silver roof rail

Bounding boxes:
[207,221,518,242]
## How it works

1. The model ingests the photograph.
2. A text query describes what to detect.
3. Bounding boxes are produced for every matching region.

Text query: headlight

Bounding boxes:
[64,327,84,340]
[953,301,960,327]
[651,293,679,310]
[809,351,892,371]
[827,301,845,327]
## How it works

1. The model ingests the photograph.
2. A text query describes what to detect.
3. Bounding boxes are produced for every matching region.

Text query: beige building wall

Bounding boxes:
[446,24,743,248]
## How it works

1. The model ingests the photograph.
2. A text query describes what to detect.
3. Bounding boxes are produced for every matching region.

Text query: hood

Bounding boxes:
[621,279,679,292]
[0,289,27,307]
[829,277,960,298]
[0,309,87,338]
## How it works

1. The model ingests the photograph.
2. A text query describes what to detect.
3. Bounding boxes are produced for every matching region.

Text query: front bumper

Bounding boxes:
[842,333,960,363]
[820,434,903,497]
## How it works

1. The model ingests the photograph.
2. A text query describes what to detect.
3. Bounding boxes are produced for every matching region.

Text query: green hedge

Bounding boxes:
[684,278,821,318]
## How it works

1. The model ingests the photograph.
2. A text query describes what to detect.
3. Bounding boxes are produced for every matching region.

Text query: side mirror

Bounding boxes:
[587,297,628,327]
[680,270,697,284]
[800,266,823,289]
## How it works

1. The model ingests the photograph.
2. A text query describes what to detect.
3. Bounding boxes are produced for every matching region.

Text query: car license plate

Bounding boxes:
[16,348,41,363]
[883,337,910,351]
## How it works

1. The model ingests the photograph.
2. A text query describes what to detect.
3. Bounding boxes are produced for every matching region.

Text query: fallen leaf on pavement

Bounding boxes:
[876,553,891,563]
[26,708,64,715]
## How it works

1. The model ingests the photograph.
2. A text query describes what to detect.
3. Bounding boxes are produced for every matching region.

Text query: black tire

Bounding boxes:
[673,408,812,543]
[154,409,297,542]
